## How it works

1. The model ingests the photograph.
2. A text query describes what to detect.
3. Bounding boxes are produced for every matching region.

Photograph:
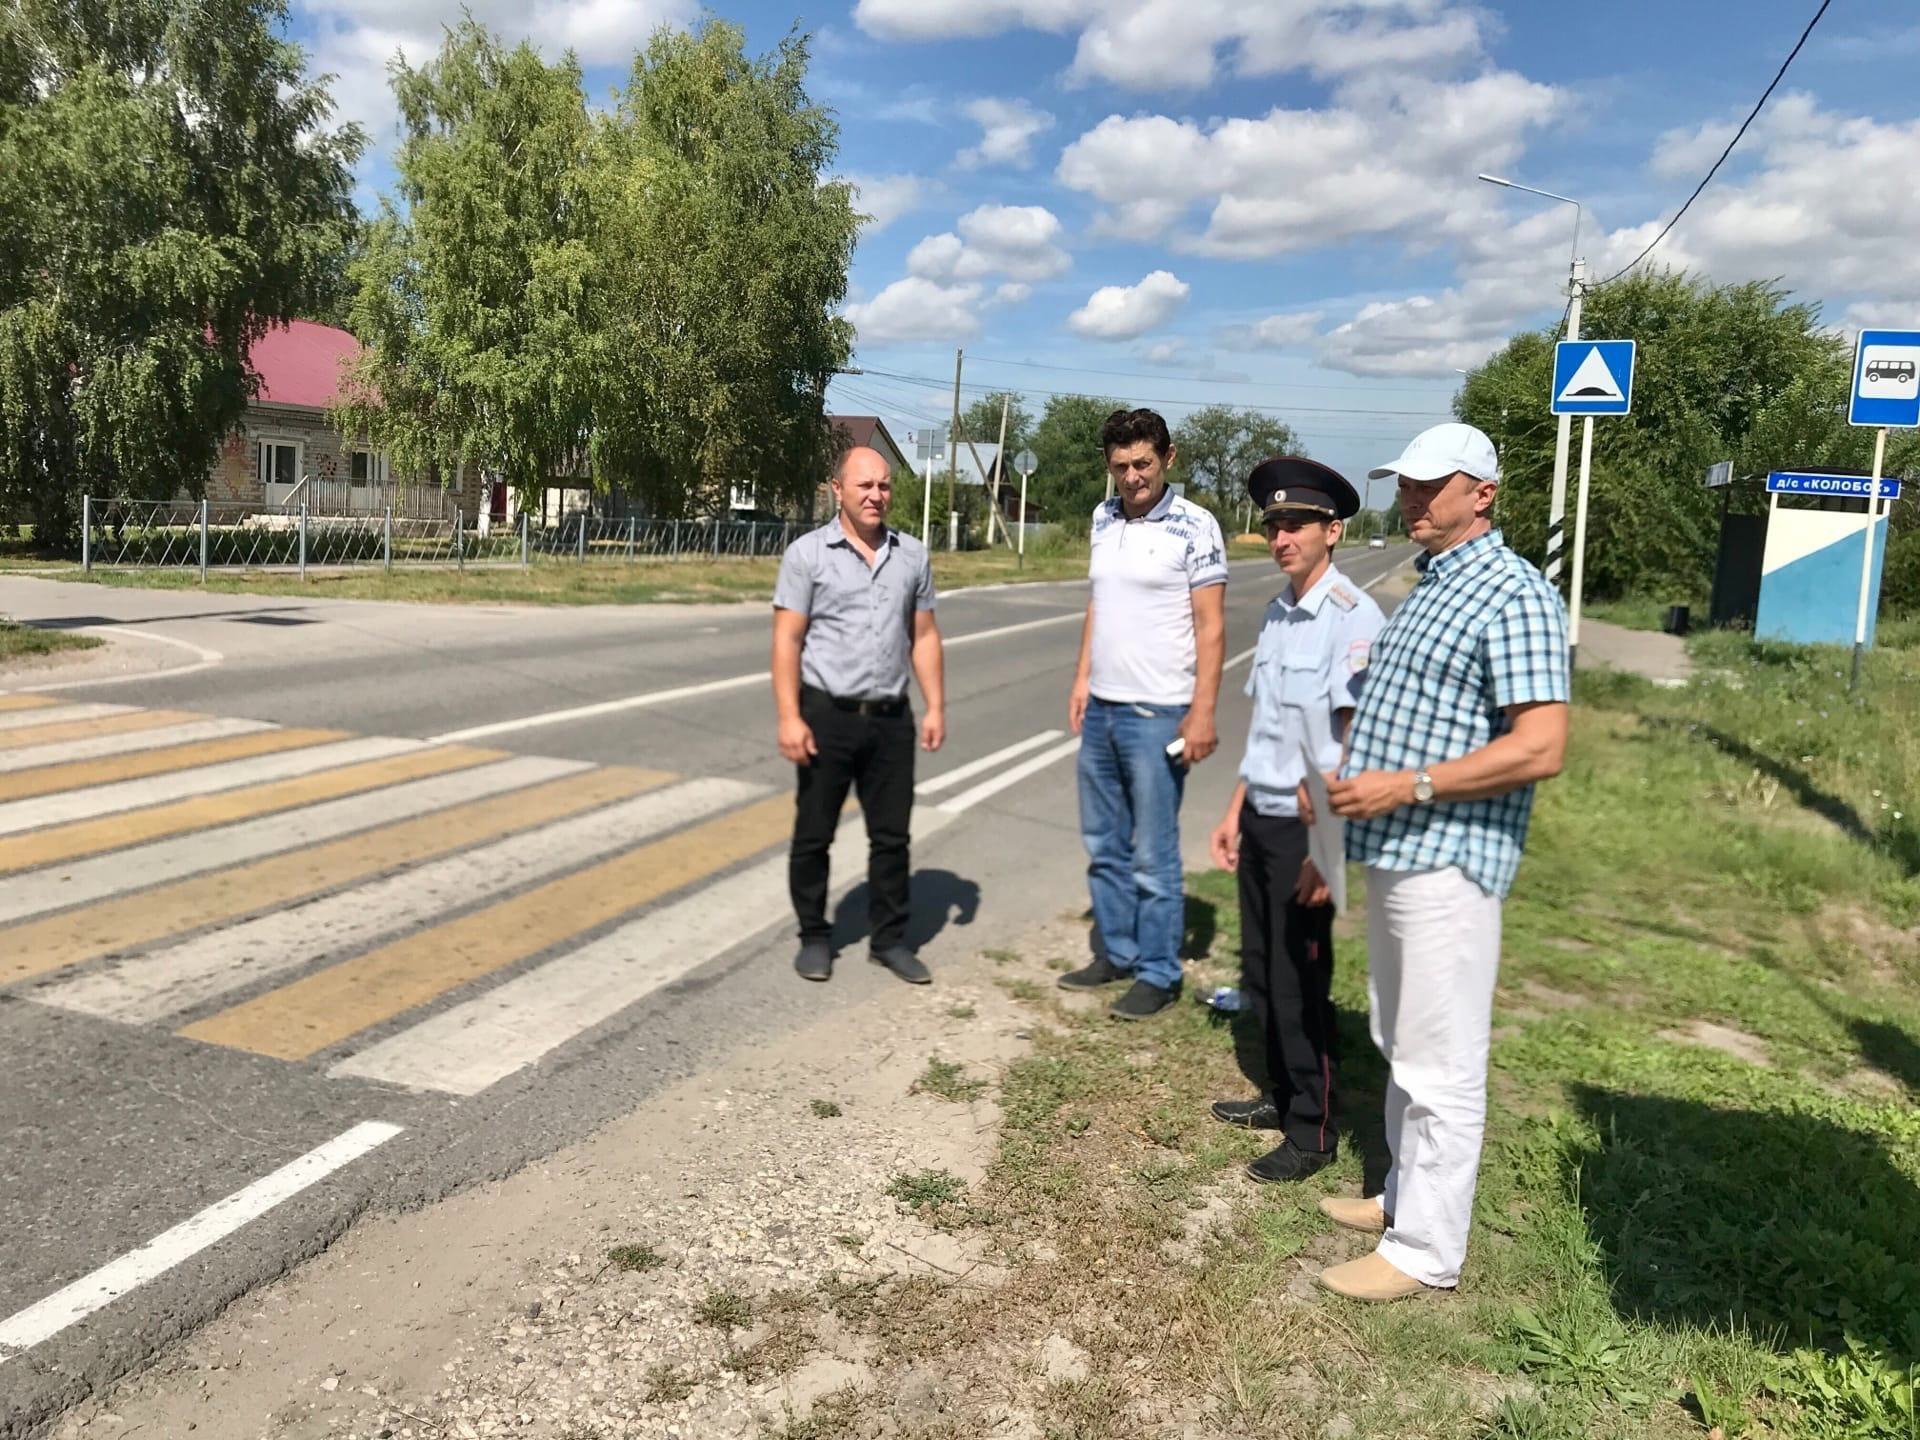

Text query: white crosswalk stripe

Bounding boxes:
[42,776,765,1025]
[331,809,957,1094]
[0,755,586,926]
[0,735,420,835]
[0,702,134,733]
[0,716,273,773]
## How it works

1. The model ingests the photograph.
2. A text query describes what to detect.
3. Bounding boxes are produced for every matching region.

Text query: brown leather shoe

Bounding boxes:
[1318,1196,1389,1233]
[1318,1251,1431,1302]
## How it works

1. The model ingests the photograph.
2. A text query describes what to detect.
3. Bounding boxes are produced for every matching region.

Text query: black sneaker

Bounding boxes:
[1246,1139,1335,1184]
[1211,1097,1283,1130]
[1109,979,1179,1021]
[795,940,833,982]
[1057,956,1129,990]
[871,945,932,985]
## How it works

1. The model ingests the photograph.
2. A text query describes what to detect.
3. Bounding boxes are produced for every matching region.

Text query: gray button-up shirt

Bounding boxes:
[772,516,936,700]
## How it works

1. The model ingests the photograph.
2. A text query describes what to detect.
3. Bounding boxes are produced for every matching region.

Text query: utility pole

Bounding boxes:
[948,349,962,550]
[990,394,1011,549]
[1547,258,1585,593]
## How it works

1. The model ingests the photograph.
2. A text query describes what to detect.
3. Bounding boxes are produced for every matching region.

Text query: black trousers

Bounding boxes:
[1236,810,1339,1154]
[789,687,916,950]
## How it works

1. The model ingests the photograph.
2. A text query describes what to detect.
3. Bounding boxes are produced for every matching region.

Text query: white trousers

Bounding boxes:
[1364,865,1503,1288]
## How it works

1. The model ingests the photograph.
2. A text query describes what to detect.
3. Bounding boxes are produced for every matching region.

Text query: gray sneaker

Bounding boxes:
[794,940,832,982]
[871,945,932,985]
[1057,956,1129,990]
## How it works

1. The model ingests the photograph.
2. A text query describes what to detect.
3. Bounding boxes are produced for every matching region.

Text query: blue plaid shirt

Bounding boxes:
[1342,529,1568,898]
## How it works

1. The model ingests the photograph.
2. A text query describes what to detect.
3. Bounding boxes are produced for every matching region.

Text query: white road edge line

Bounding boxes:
[915,729,1064,796]
[426,610,1084,745]
[938,736,1081,815]
[0,1120,401,1364]
[20,627,226,693]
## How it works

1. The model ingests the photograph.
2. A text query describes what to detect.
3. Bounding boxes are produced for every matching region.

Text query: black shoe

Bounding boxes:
[795,940,832,982]
[1057,956,1130,990]
[1246,1139,1335,1184]
[871,945,932,985]
[1108,979,1179,1021]
[1211,1097,1283,1130]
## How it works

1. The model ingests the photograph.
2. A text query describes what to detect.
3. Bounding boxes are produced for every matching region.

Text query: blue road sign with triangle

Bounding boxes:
[1551,339,1636,416]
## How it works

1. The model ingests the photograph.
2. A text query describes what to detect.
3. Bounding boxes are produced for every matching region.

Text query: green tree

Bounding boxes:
[1459,270,1920,601]
[339,21,598,506]
[1173,404,1302,498]
[1029,393,1123,523]
[959,390,1033,457]
[0,0,362,548]
[590,22,856,517]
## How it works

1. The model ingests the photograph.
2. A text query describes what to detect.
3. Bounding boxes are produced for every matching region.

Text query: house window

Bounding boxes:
[256,440,300,496]
[349,449,386,485]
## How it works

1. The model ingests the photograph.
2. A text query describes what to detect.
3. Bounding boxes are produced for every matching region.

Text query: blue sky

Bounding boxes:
[284,0,1920,504]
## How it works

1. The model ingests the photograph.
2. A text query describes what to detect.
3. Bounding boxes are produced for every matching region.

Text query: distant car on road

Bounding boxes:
[1368,535,1387,549]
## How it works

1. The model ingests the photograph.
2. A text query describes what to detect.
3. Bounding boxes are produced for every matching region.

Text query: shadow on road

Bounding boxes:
[830,868,982,956]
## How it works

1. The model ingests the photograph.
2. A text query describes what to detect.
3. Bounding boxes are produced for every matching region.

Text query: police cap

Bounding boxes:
[1246,455,1361,523]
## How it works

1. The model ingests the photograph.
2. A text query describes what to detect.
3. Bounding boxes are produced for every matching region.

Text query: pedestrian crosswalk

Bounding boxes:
[0,691,1083,1098]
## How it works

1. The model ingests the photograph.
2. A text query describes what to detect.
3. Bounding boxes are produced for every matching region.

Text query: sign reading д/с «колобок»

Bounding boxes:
[1849,329,1920,428]
[1551,339,1636,416]
[1766,471,1903,500]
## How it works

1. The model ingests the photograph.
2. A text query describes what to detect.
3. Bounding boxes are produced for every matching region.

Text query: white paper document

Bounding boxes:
[1299,744,1347,913]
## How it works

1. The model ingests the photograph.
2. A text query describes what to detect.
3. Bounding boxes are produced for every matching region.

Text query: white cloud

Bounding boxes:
[844,277,984,344]
[908,204,1072,283]
[1068,270,1189,339]
[854,1,1486,91]
[1140,339,1187,365]
[298,0,696,146]
[994,282,1034,306]
[842,173,933,233]
[1056,71,1560,257]
[1226,312,1324,349]
[957,97,1056,170]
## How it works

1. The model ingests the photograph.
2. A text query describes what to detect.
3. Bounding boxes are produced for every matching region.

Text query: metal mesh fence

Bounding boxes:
[81,499,822,573]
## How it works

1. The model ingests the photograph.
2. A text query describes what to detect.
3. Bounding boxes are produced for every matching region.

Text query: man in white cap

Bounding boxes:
[1305,422,1569,1302]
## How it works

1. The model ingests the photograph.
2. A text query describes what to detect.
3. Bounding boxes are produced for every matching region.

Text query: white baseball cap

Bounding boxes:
[1368,423,1500,484]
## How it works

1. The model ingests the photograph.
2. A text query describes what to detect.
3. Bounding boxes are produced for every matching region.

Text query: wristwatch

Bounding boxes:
[1412,769,1435,804]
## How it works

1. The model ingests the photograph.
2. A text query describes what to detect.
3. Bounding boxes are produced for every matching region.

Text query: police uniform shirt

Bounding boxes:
[772,516,936,700]
[1086,488,1229,706]
[1240,563,1386,818]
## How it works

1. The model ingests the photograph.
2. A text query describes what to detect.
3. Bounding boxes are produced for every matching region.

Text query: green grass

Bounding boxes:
[1584,594,1705,634]
[605,1242,665,1274]
[20,544,1092,607]
[693,1288,753,1330]
[914,1058,988,1104]
[885,1169,967,1211]
[808,621,1920,1439]
[808,1098,843,1118]
[0,620,100,662]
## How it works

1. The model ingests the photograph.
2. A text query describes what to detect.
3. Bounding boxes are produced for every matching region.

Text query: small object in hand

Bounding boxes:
[1165,736,1186,759]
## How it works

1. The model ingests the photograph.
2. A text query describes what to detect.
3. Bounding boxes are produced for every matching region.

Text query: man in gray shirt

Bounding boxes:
[772,445,946,984]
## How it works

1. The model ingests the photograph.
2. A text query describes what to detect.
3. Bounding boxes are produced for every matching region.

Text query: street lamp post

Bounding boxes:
[1479,174,1585,596]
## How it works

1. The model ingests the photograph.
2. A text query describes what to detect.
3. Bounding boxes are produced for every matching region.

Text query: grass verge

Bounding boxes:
[13,545,1094,606]
[802,622,1918,1438]
[0,620,101,662]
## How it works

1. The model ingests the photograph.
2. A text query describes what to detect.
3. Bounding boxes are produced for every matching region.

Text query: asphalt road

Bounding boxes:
[0,540,1413,1437]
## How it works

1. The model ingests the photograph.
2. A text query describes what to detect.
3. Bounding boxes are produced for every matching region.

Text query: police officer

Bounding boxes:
[772,445,946,985]
[1207,456,1384,1183]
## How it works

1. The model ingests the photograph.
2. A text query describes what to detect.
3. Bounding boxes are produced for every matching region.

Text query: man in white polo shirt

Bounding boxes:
[1059,408,1228,1020]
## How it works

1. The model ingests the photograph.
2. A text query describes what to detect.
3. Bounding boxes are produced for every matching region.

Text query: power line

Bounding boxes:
[967,353,1452,396]
[856,366,1453,420]
[1596,0,1832,286]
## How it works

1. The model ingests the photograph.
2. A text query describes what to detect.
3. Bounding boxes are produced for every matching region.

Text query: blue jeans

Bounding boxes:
[1077,698,1188,991]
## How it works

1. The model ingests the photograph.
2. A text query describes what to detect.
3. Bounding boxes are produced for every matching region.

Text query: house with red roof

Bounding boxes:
[209,319,480,520]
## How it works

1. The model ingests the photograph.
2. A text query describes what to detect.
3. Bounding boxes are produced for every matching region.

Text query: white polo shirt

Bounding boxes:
[1086,488,1229,706]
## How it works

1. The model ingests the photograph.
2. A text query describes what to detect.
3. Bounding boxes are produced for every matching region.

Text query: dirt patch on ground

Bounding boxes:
[1658,1020,1775,1069]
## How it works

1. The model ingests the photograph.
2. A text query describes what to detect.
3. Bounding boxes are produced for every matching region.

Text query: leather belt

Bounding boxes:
[803,685,907,717]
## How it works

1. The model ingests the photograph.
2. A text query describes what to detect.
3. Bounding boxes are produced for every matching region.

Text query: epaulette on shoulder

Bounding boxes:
[1328,584,1358,611]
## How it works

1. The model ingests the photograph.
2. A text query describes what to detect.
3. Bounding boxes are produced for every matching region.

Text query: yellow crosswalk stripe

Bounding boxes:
[0,693,62,713]
[0,709,202,752]
[0,765,672,988]
[0,727,344,804]
[178,792,795,1061]
[0,744,502,876]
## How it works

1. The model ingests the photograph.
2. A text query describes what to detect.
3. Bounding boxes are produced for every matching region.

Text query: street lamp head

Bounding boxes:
[1477,173,1512,187]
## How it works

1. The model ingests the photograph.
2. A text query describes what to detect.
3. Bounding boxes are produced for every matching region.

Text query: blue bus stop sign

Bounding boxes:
[1849,329,1920,428]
